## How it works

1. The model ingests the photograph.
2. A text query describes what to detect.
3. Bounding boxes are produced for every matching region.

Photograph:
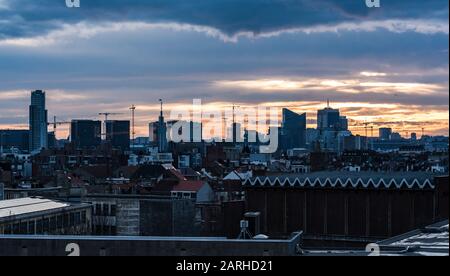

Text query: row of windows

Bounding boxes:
[94,203,117,216]
[0,211,88,235]
[171,192,197,200]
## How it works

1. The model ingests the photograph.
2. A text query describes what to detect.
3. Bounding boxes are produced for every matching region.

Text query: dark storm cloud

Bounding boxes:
[0,0,448,39]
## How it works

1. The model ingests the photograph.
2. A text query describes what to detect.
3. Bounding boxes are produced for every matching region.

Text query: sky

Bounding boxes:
[0,0,448,138]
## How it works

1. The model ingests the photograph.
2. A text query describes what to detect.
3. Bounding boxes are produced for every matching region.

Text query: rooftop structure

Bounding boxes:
[244,172,440,190]
[0,197,91,222]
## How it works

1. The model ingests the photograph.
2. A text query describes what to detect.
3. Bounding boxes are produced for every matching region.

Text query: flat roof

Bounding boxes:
[0,197,82,220]
[378,220,449,256]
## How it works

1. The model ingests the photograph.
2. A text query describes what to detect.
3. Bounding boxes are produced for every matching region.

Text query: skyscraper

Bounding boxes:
[29,90,48,152]
[339,116,349,131]
[379,128,392,141]
[158,99,168,152]
[280,108,307,150]
[317,101,341,131]
[70,120,102,149]
[106,120,130,151]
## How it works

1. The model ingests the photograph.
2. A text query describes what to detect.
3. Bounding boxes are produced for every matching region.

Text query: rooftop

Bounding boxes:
[244,172,444,190]
[172,181,206,192]
[0,197,85,220]
[378,220,449,256]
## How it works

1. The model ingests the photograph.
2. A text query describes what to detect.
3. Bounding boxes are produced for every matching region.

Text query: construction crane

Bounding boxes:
[47,116,71,134]
[98,112,124,139]
[98,112,124,122]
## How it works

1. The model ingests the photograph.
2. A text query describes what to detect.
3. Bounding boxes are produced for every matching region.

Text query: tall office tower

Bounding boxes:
[29,90,48,153]
[158,100,168,152]
[339,116,349,131]
[280,108,307,150]
[379,128,392,141]
[317,101,341,131]
[106,120,130,151]
[149,121,159,143]
[70,120,102,149]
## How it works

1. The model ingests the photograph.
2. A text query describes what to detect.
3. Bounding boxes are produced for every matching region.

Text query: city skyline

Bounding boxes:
[0,0,448,138]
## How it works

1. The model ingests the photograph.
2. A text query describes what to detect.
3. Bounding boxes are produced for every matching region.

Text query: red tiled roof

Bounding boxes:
[168,169,188,181]
[171,181,205,192]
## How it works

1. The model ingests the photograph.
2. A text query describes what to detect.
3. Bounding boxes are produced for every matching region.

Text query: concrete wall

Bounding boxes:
[116,199,140,236]
[140,199,197,236]
[197,184,214,203]
[88,196,198,237]
[0,232,302,256]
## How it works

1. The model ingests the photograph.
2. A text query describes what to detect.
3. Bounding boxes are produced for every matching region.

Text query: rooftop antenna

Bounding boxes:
[237,220,253,240]
[159,99,163,117]
[327,99,330,108]
[129,105,136,146]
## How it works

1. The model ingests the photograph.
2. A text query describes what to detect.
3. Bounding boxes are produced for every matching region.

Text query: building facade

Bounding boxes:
[280,108,307,151]
[243,173,448,247]
[106,120,130,151]
[71,120,102,149]
[29,90,48,153]
[0,197,92,235]
[0,130,29,152]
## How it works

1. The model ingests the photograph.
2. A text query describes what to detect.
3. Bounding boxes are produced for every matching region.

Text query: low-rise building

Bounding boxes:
[0,197,92,235]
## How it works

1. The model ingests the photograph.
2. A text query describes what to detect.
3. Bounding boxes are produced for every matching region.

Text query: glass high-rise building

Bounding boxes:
[29,90,48,152]
[317,107,340,131]
[70,120,102,149]
[280,108,307,150]
[106,120,130,151]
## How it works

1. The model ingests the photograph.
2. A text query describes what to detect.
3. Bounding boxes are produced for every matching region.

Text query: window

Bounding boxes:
[4,224,11,235]
[50,216,57,231]
[36,220,43,234]
[19,222,27,234]
[57,215,63,229]
[69,213,75,227]
[75,212,81,225]
[95,204,102,215]
[102,205,109,216]
[63,214,69,228]
[28,221,35,234]
[81,211,87,224]
[13,223,19,234]
[43,218,50,233]
[110,205,116,216]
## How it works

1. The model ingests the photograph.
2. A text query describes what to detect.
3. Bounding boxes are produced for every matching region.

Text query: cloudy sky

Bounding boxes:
[0,0,448,138]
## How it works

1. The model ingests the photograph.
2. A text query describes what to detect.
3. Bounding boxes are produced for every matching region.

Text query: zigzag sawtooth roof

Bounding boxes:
[243,172,443,190]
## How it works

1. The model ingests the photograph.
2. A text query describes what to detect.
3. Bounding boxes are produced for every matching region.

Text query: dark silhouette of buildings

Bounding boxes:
[280,108,306,151]
[105,120,130,151]
[70,120,102,149]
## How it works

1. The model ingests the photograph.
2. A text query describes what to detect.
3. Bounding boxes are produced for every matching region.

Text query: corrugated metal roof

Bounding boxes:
[0,197,70,219]
[244,172,441,189]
